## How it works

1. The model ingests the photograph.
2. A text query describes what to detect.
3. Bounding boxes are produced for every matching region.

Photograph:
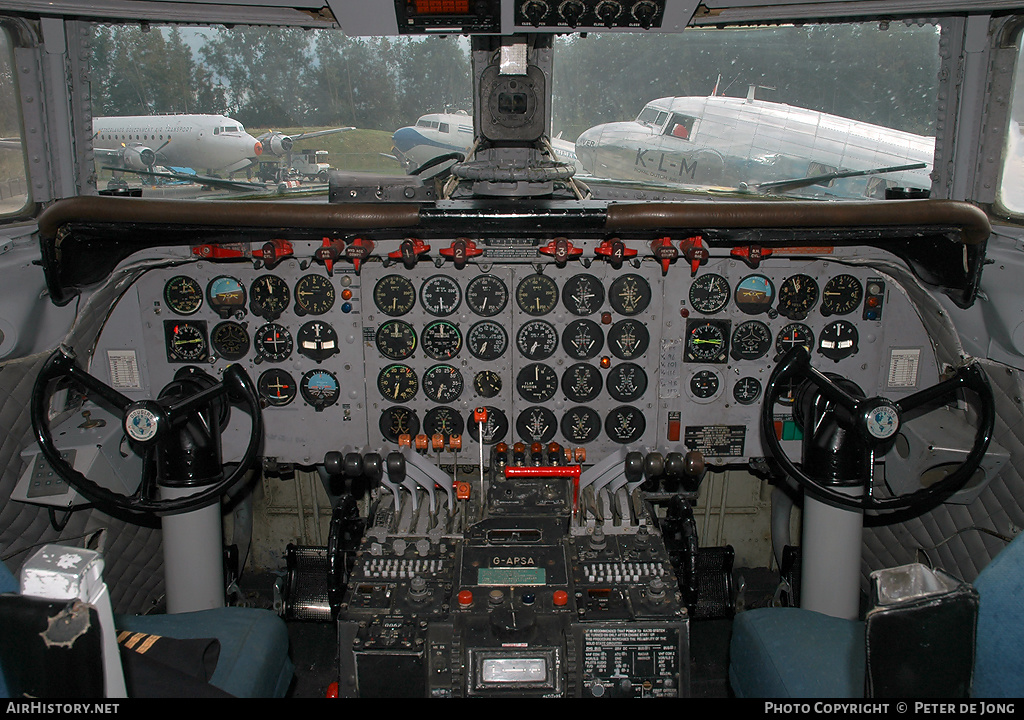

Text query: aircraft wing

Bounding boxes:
[755,162,928,194]
[289,127,356,141]
[101,165,269,192]
[0,137,22,151]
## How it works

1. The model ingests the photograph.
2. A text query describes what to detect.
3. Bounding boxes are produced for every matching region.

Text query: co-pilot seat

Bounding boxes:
[0,546,293,699]
[728,530,1024,698]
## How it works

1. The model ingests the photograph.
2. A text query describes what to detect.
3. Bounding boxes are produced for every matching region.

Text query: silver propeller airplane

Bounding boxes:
[575,91,935,198]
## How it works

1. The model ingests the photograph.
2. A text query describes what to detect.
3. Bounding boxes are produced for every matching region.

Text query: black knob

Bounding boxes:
[362,452,383,481]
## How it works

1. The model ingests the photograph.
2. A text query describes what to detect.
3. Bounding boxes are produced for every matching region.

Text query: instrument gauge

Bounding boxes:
[608,274,652,316]
[258,369,297,407]
[516,363,559,403]
[210,321,250,361]
[207,276,247,318]
[375,320,417,360]
[775,323,814,356]
[688,369,721,400]
[249,275,290,321]
[561,363,602,404]
[560,407,602,444]
[605,406,646,444]
[561,318,603,360]
[821,274,863,316]
[420,274,462,317]
[733,377,763,405]
[516,319,558,360]
[685,319,729,363]
[164,320,208,362]
[377,364,418,403]
[561,273,605,316]
[254,323,293,362]
[734,274,775,315]
[777,274,819,320]
[688,273,730,314]
[300,370,340,411]
[516,274,559,316]
[294,274,335,316]
[606,362,648,402]
[421,320,462,360]
[817,320,860,361]
[466,320,508,361]
[374,275,416,317]
[422,364,464,403]
[164,276,203,315]
[730,320,772,361]
[607,319,650,360]
[423,406,465,438]
[466,406,508,444]
[465,275,508,317]
[296,320,340,362]
[379,406,419,442]
[516,407,558,444]
[473,370,502,398]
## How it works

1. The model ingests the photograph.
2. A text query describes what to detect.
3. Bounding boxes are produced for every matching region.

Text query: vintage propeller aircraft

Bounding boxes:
[0,0,1023,702]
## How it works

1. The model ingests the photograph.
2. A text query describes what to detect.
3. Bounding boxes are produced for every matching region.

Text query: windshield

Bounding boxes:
[85,21,941,201]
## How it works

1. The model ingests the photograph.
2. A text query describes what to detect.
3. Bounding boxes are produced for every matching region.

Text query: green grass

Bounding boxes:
[252,126,400,173]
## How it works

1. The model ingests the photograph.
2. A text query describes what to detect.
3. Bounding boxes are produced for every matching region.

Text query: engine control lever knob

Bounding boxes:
[682,450,706,492]
[386,451,406,482]
[624,451,644,483]
[362,452,383,481]
[323,451,344,476]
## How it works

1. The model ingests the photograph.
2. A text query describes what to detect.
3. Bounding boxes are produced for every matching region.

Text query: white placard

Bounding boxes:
[107,349,142,389]
[887,348,921,388]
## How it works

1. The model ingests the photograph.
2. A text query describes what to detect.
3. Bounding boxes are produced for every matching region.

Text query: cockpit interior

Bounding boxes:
[1,0,1024,701]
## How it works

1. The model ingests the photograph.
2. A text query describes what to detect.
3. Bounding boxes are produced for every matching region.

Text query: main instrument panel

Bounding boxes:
[94,241,937,469]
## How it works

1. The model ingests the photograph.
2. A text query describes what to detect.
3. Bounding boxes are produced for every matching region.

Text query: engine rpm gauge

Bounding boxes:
[420,274,462,317]
[164,276,203,315]
[516,274,559,316]
[608,274,652,316]
[210,321,250,361]
[777,274,819,320]
[207,276,246,318]
[688,273,730,314]
[516,319,558,360]
[466,320,508,361]
[258,369,297,407]
[821,274,863,316]
[249,274,290,321]
[300,370,340,411]
[374,275,416,317]
[465,275,508,317]
[294,274,335,316]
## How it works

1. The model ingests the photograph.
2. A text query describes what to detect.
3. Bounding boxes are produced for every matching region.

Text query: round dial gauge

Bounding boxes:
[423,406,465,438]
[561,407,602,444]
[777,274,819,320]
[211,321,250,361]
[375,320,417,360]
[817,320,860,361]
[258,369,297,407]
[420,275,462,317]
[607,319,650,360]
[733,377,762,405]
[606,362,648,402]
[685,320,729,363]
[300,370,339,411]
[254,323,293,362]
[730,320,772,361]
[516,407,558,444]
[516,274,559,316]
[422,364,464,403]
[164,276,203,315]
[561,319,603,360]
[516,363,559,403]
[296,320,340,362]
[249,274,290,320]
[377,364,418,403]
[605,406,646,444]
[466,275,508,317]
[688,273,730,314]
[294,274,335,316]
[562,273,605,316]
[421,320,462,360]
[821,274,863,316]
[165,321,208,362]
[374,275,416,317]
[379,406,419,442]
[467,406,508,444]
[775,323,814,356]
[689,369,721,400]
[608,274,652,316]
[516,319,558,360]
[466,320,508,361]
[561,363,602,403]
[207,276,246,318]
[473,370,502,398]
[734,274,775,315]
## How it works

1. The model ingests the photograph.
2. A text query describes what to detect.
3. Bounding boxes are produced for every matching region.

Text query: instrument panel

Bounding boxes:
[93,246,937,468]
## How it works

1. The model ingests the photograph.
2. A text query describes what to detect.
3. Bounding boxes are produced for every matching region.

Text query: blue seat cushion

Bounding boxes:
[116,608,293,698]
[972,533,1024,698]
[729,607,865,698]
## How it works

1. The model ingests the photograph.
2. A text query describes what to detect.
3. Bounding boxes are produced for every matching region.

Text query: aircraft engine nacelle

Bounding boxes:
[259,132,294,157]
[122,145,156,170]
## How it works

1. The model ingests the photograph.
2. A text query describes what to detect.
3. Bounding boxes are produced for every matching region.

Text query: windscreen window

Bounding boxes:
[0,27,29,216]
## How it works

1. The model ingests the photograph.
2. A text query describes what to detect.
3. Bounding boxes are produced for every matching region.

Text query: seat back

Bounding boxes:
[971,532,1024,698]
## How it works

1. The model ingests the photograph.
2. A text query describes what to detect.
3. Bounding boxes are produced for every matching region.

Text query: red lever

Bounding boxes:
[344,237,375,273]
[252,239,293,269]
[731,245,773,269]
[191,243,244,260]
[679,236,709,276]
[650,237,678,275]
[314,237,345,275]
[388,238,430,269]
[595,238,637,268]
[439,238,483,269]
[539,237,582,267]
